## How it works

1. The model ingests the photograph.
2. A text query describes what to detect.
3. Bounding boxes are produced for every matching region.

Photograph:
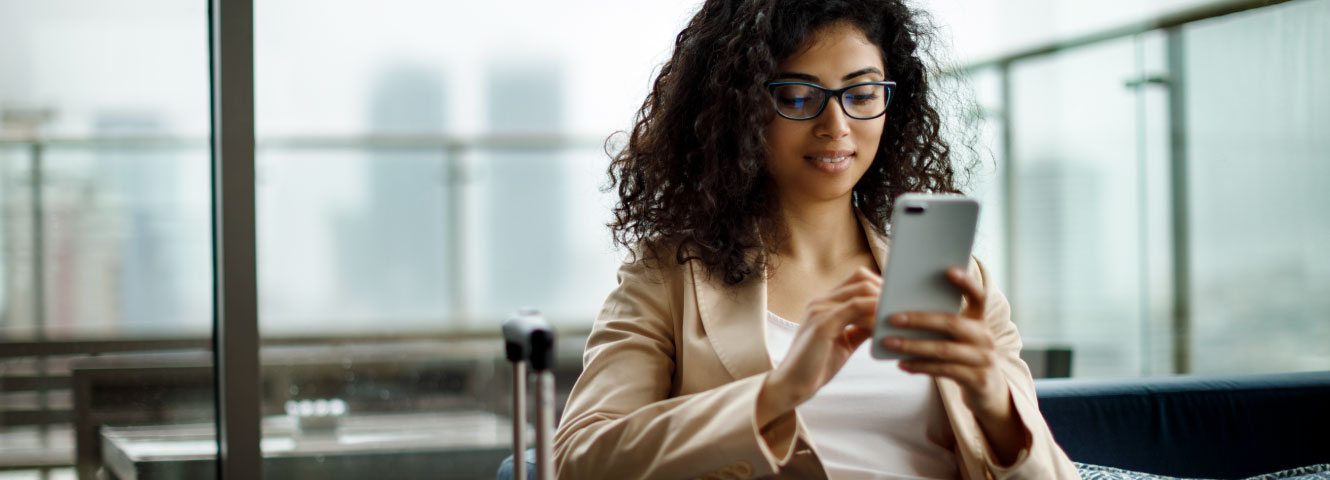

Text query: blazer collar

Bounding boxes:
[691,209,891,380]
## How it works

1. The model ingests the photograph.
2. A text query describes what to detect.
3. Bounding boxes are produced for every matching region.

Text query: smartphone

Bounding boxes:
[870,194,980,360]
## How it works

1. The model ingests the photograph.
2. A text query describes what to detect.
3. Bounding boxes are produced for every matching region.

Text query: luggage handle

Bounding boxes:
[503,310,555,480]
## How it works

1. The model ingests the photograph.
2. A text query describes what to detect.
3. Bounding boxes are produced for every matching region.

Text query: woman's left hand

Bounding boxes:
[880,266,1010,419]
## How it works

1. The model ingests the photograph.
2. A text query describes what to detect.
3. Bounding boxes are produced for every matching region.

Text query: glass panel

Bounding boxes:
[1183,0,1330,374]
[253,0,697,477]
[961,67,1009,287]
[38,145,212,338]
[0,0,214,478]
[0,146,33,336]
[465,148,620,324]
[256,147,453,334]
[1008,36,1153,377]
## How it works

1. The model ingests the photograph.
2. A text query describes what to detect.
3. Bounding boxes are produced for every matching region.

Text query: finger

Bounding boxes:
[946,267,986,318]
[888,312,989,346]
[817,297,877,336]
[883,337,991,367]
[897,359,984,388]
[840,265,882,288]
[822,278,881,304]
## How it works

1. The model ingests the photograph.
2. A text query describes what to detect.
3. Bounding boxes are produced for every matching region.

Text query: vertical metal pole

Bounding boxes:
[1165,27,1192,374]
[511,361,527,480]
[446,143,469,324]
[1133,34,1153,376]
[28,140,50,472]
[535,370,555,480]
[209,0,262,477]
[27,141,50,452]
[28,141,43,341]
[998,62,1018,300]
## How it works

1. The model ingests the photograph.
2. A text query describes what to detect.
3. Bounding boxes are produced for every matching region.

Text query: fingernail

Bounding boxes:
[884,337,901,349]
[890,314,908,326]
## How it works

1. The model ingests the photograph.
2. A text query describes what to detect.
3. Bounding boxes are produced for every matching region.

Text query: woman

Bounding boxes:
[553,0,1079,478]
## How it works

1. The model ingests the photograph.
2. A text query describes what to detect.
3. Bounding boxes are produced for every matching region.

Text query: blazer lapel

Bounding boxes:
[690,256,774,381]
[693,211,892,381]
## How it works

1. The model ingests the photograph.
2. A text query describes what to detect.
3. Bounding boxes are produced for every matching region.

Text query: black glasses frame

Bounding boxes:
[765,81,897,120]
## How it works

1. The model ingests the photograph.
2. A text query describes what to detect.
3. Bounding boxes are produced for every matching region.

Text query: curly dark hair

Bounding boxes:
[608,0,972,285]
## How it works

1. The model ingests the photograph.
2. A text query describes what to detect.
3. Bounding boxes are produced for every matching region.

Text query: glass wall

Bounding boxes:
[247,0,698,477]
[0,0,213,478]
[1006,37,1156,377]
[995,0,1329,377]
[1183,0,1330,373]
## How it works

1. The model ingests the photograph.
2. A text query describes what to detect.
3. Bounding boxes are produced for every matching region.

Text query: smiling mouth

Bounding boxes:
[809,155,851,163]
[804,152,855,173]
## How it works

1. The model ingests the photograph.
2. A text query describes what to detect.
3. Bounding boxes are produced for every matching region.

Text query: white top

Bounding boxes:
[765,311,959,480]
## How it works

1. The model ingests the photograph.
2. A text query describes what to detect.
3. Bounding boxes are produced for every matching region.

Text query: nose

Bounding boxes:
[814,98,852,139]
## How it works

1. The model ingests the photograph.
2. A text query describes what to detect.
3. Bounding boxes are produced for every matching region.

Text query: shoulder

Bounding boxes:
[615,238,694,286]
[599,239,700,323]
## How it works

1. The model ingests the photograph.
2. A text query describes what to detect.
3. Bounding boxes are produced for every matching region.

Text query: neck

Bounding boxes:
[773,194,866,271]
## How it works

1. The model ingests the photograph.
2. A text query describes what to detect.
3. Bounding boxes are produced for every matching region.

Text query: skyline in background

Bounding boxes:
[0,0,1243,138]
[0,0,1327,377]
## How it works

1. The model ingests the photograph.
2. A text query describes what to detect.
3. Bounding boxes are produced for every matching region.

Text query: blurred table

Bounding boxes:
[70,340,508,479]
[100,410,514,480]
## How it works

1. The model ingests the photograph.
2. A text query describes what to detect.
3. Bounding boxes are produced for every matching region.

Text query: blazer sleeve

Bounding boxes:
[552,259,799,480]
[972,259,1082,479]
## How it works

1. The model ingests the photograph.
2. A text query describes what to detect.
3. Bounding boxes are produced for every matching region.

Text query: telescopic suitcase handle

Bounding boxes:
[503,310,555,480]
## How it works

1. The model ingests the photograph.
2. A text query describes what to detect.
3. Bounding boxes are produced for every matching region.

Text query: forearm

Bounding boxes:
[973,390,1031,467]
[756,373,801,454]
[556,374,793,479]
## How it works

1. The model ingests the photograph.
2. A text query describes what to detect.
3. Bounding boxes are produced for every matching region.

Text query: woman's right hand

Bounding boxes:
[756,266,881,426]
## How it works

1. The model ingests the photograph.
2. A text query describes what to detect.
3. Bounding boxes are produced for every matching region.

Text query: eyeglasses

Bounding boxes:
[766,81,896,120]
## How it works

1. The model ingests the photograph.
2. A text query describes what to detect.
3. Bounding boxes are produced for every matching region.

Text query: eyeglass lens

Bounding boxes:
[771,83,888,119]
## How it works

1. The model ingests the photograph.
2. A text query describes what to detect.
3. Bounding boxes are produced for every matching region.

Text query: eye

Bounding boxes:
[844,84,884,105]
[777,95,814,108]
[772,84,821,108]
[846,93,879,105]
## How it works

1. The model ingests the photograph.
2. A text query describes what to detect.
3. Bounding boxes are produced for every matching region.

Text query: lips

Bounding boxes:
[804,150,855,174]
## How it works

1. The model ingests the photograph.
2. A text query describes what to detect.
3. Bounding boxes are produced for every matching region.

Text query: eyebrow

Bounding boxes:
[774,67,885,83]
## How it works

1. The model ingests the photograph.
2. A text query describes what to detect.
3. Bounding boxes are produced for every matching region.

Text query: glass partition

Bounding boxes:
[0,1,214,478]
[1007,36,1163,377]
[248,0,695,477]
[1182,0,1330,374]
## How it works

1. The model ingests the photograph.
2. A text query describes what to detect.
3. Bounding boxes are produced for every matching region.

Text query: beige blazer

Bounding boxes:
[554,215,1080,480]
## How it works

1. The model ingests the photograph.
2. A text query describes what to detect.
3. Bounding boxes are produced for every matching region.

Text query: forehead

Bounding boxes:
[778,23,885,78]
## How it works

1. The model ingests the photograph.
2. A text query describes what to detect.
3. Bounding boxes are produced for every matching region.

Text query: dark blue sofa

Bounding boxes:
[500,370,1330,479]
[1035,370,1330,478]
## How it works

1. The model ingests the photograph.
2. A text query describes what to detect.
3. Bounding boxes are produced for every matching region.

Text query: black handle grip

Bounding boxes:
[502,310,555,371]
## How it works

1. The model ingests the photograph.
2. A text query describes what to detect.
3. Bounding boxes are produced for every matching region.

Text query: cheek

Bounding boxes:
[764,121,802,163]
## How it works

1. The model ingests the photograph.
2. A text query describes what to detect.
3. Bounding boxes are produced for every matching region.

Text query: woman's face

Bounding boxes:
[764,22,886,207]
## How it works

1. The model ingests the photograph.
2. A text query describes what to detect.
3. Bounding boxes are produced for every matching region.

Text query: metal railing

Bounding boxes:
[0,132,607,340]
